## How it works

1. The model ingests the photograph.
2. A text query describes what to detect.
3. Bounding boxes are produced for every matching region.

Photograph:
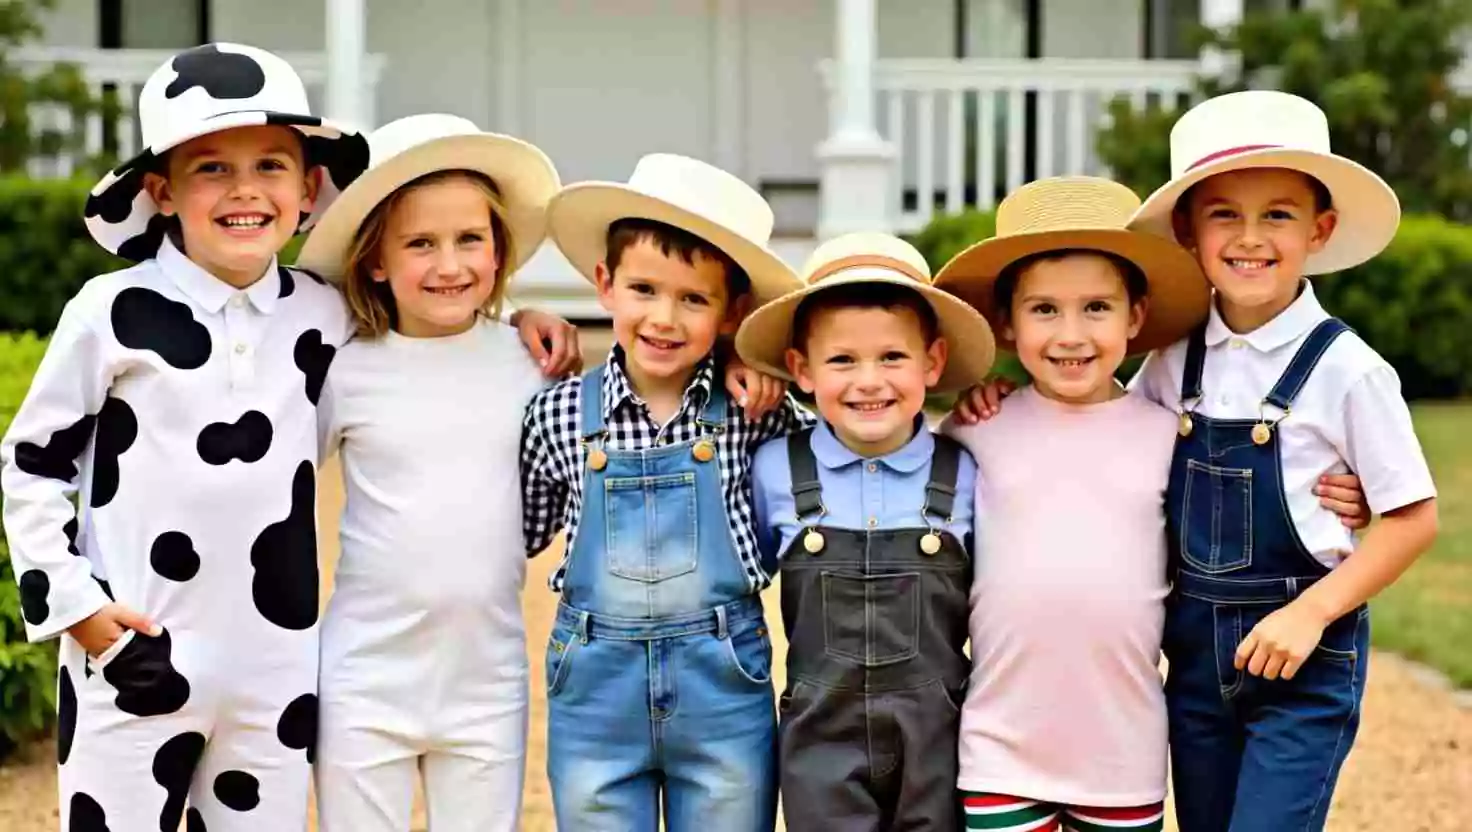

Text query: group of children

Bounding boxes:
[0,40,1439,832]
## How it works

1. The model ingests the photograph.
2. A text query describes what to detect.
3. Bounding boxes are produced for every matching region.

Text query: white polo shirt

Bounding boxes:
[1132,281,1436,568]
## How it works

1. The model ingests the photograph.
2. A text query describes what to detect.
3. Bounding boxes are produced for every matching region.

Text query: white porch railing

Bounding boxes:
[822,57,1201,233]
[10,46,386,178]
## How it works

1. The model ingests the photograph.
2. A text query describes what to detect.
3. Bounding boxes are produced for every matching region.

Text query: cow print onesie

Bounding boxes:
[1,239,350,832]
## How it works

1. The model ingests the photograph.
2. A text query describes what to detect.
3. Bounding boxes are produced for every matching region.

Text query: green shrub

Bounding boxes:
[910,209,1472,402]
[0,333,58,759]
[0,177,126,334]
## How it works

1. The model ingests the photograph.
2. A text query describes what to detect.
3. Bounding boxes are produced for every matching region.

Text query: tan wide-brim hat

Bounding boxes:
[934,176,1211,355]
[547,153,801,304]
[296,113,559,280]
[1130,90,1400,275]
[735,232,997,394]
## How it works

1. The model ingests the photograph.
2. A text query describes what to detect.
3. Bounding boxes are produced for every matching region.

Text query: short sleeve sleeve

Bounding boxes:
[1337,366,1437,515]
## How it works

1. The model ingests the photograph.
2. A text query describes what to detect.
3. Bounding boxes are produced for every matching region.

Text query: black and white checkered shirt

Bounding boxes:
[520,346,814,593]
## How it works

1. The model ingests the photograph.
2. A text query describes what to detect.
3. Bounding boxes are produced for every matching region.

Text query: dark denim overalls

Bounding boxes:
[1164,319,1370,832]
[777,428,971,831]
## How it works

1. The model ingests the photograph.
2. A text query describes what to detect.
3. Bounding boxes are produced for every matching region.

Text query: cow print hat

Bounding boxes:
[84,42,370,262]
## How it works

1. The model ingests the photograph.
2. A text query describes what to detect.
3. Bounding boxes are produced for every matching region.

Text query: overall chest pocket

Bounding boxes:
[1179,459,1254,574]
[604,472,698,583]
[822,571,920,666]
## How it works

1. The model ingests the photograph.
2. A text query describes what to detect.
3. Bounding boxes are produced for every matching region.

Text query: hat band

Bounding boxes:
[808,255,928,286]
[1185,143,1284,171]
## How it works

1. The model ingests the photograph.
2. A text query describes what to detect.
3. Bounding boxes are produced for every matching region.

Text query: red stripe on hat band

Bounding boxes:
[1186,144,1283,170]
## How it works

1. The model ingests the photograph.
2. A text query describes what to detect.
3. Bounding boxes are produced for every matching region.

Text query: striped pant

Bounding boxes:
[960,792,1165,831]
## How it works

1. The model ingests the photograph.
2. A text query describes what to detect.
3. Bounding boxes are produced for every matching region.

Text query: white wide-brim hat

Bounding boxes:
[547,153,801,305]
[83,42,369,261]
[735,232,997,394]
[935,176,1211,355]
[295,113,560,281]
[1130,90,1400,274]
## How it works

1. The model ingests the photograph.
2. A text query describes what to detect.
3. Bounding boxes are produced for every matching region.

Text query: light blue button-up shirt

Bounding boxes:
[750,419,979,570]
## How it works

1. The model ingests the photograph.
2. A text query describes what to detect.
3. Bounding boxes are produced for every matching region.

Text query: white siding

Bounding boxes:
[35,0,95,47]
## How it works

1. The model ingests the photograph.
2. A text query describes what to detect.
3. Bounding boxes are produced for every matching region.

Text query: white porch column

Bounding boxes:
[325,0,368,128]
[1199,0,1244,77]
[816,0,895,240]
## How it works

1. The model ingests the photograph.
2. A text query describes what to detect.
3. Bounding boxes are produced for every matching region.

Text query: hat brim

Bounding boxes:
[1130,148,1401,274]
[734,270,998,394]
[295,133,559,281]
[546,184,801,304]
[933,228,1212,355]
[83,111,369,261]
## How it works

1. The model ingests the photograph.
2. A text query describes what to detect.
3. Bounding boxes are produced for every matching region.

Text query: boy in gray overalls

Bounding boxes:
[739,232,997,830]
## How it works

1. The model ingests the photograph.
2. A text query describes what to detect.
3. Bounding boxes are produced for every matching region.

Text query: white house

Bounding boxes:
[17,0,1307,318]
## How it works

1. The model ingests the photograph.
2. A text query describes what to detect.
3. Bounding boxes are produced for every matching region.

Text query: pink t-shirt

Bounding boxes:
[941,386,1175,807]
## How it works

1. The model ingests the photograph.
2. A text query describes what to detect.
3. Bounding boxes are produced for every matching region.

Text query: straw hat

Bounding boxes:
[934,176,1210,354]
[83,43,369,261]
[547,153,800,304]
[296,113,560,280]
[734,233,997,393]
[1131,90,1400,274]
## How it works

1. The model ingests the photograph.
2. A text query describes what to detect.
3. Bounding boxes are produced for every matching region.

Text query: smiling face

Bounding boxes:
[1003,252,1145,405]
[1176,167,1337,332]
[369,174,507,339]
[145,125,317,288]
[786,296,946,458]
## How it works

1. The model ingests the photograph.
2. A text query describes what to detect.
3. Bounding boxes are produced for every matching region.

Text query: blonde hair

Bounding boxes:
[342,169,518,337]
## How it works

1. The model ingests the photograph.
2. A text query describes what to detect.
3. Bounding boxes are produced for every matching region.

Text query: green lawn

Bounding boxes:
[1367,400,1472,687]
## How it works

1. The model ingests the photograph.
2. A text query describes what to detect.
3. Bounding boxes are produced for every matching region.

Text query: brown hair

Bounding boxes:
[604,218,752,299]
[1170,168,1334,240]
[791,282,939,354]
[341,170,516,337]
[992,249,1150,321]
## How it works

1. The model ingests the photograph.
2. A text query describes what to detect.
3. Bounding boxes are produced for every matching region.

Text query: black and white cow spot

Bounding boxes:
[116,214,175,265]
[249,462,318,630]
[277,266,295,299]
[83,167,147,225]
[103,628,191,717]
[165,44,266,101]
[186,808,207,832]
[150,532,201,582]
[197,411,272,466]
[57,666,77,765]
[64,517,81,557]
[69,792,111,832]
[18,569,50,626]
[293,330,334,406]
[94,576,114,601]
[153,731,205,832]
[296,132,371,197]
[13,413,96,482]
[90,397,137,509]
[276,693,318,764]
[213,770,261,812]
[111,288,212,370]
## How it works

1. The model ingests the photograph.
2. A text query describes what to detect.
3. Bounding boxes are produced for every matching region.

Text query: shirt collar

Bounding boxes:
[601,344,716,422]
[1203,279,1327,353]
[157,236,281,315]
[810,416,933,473]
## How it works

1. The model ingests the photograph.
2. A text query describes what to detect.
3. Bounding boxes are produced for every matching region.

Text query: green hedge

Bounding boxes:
[909,210,1472,401]
[0,334,59,760]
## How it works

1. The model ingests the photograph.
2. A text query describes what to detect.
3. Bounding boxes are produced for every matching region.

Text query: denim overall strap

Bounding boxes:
[1180,322,1209,404]
[922,436,961,522]
[1264,319,1351,412]
[578,365,607,441]
[786,429,824,522]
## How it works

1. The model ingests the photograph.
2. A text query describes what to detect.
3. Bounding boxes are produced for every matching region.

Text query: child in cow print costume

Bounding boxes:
[0,45,574,832]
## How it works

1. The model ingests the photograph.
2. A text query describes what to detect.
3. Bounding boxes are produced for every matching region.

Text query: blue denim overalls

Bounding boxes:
[1163,319,1370,832]
[544,365,778,832]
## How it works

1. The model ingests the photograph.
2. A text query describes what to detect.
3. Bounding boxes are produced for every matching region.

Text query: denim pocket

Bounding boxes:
[545,626,582,697]
[1179,459,1253,574]
[605,473,698,583]
[720,623,773,686]
[822,571,920,667]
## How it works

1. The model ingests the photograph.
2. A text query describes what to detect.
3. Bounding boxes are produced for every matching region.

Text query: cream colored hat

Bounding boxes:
[934,176,1210,355]
[296,113,559,280]
[547,153,800,304]
[735,232,997,394]
[1130,90,1400,274]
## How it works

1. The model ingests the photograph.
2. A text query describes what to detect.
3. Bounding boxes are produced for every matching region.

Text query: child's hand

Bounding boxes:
[724,355,786,422]
[1234,603,1328,681]
[512,309,582,378]
[1316,473,1370,530]
[69,603,161,658]
[950,377,1018,424]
